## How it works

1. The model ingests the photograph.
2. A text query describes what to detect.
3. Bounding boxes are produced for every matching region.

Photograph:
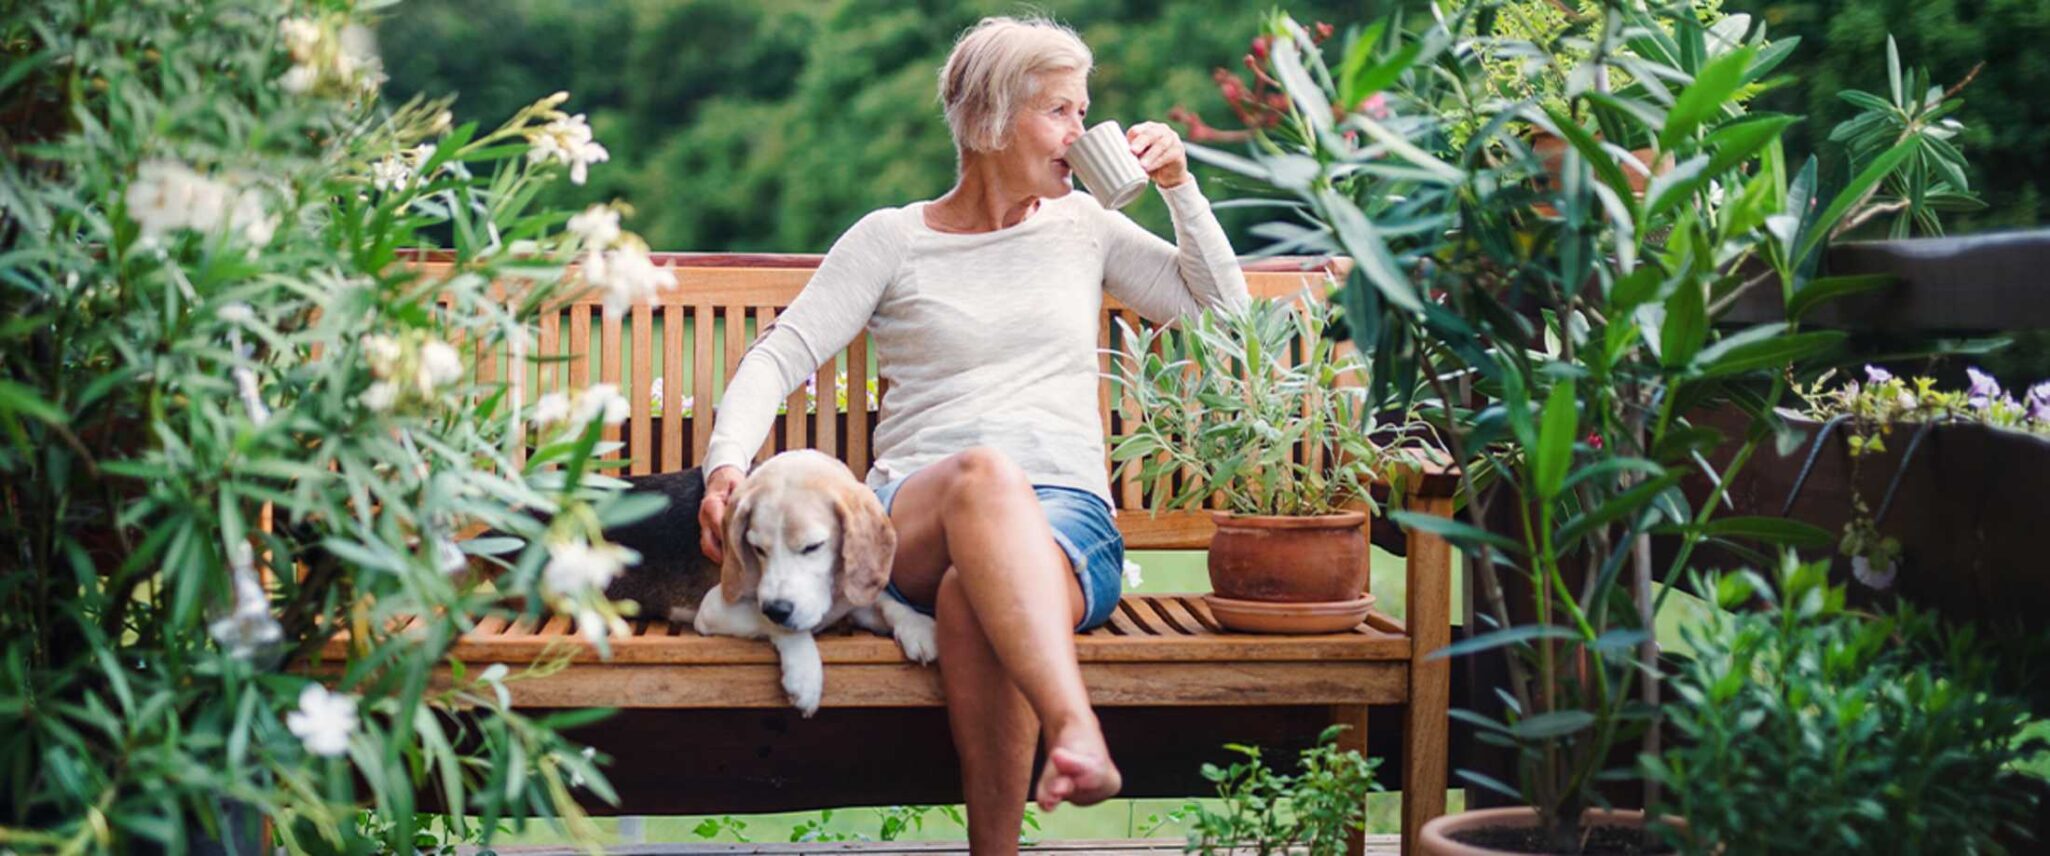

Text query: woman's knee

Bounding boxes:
[940,446,1034,506]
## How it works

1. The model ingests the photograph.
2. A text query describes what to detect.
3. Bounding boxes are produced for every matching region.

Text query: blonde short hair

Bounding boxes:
[937,16,1094,154]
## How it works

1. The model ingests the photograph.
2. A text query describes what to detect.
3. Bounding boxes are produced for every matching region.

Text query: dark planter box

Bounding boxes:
[1689,408,2050,626]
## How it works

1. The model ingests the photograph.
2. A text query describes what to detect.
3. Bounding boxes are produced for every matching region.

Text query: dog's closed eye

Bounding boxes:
[800,542,825,555]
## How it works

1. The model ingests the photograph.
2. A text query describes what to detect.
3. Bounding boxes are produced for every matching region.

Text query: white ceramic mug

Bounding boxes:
[1068,120,1149,210]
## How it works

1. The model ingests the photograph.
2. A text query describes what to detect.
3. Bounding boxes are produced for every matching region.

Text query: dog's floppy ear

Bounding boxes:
[720,489,761,604]
[835,484,897,606]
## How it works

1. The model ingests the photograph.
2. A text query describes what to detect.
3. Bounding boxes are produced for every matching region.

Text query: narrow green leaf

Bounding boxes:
[1661,282,1707,369]
[1698,516,1834,547]
[1797,137,1920,263]
[1660,45,1759,151]
[1511,710,1596,740]
[1534,382,1577,501]
[1427,624,1582,661]
[1389,510,1523,554]
[1695,330,1844,377]
[1703,114,1799,179]
[1787,274,1896,320]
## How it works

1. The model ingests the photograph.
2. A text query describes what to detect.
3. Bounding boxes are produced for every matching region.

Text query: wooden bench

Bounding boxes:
[340,253,1455,853]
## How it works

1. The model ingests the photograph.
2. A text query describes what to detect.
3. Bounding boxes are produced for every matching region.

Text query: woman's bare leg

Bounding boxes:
[886,448,1123,842]
[933,567,1035,854]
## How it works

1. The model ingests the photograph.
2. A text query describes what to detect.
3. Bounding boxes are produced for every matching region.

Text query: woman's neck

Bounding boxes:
[926,153,1040,233]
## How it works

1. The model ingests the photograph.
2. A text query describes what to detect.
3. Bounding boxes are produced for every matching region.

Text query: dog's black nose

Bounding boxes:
[760,599,795,626]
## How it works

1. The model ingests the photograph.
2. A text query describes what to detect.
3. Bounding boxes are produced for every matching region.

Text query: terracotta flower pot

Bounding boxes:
[1420,807,1676,855]
[1204,511,1371,633]
[1531,131,1665,196]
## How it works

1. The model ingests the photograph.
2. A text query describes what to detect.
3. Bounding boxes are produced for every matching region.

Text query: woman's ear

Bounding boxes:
[835,485,897,606]
[720,491,760,603]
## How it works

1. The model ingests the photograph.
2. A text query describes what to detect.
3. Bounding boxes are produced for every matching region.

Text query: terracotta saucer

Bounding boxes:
[1201,593,1377,634]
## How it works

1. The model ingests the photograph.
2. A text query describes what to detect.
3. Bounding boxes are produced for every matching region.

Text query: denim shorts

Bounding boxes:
[872,476,1125,633]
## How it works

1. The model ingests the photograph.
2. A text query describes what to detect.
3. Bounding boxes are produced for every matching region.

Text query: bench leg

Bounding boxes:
[1330,703,1371,856]
[1402,493,1455,854]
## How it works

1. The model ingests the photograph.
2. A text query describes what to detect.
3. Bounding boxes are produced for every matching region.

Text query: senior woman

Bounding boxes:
[697,15,1248,850]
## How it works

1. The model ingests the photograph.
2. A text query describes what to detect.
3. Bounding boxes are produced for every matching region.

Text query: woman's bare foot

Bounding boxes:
[1034,727,1122,811]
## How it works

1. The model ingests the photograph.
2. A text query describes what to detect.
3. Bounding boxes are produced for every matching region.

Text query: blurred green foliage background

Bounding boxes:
[377,0,2048,255]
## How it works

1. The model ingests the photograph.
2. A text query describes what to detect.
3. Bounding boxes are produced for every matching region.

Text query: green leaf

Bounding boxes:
[1427,624,1582,661]
[1511,710,1596,740]
[1797,137,1920,263]
[1787,274,1896,320]
[1695,330,1845,377]
[1644,154,1712,222]
[1344,41,1423,111]
[1697,516,1834,547]
[1388,510,1523,554]
[1703,114,1799,180]
[0,380,65,425]
[1661,282,1707,369]
[1534,382,1577,501]
[1659,45,1759,151]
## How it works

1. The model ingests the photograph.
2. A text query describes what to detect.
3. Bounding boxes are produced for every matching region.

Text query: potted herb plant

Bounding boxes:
[1108,294,1431,633]
[1182,3,1956,850]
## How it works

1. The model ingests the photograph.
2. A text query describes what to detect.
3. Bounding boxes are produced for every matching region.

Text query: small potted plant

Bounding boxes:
[1108,293,1429,633]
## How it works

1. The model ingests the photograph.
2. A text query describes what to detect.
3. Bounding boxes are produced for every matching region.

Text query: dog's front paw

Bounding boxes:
[782,656,823,717]
[893,612,939,664]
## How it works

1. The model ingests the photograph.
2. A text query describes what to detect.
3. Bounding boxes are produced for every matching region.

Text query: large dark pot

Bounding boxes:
[1204,511,1372,633]
[1419,807,1676,855]
[1690,408,2050,626]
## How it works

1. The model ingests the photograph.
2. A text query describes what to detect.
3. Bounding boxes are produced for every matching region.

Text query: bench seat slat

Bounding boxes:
[407,660,1409,709]
[331,595,1410,667]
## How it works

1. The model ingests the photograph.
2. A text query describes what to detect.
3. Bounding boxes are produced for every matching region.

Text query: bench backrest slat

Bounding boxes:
[448,259,1345,548]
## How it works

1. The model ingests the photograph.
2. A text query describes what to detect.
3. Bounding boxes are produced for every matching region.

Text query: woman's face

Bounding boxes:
[1002,70,1089,199]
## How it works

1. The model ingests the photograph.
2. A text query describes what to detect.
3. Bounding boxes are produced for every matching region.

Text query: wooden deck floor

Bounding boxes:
[476,837,1399,854]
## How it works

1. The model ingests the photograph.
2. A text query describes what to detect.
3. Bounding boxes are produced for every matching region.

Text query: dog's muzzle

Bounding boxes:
[760,598,797,628]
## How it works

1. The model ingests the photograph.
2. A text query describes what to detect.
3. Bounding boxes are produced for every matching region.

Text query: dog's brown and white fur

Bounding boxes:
[691,450,938,715]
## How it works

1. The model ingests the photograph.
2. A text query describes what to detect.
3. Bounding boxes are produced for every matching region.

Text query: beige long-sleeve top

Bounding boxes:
[703,179,1249,506]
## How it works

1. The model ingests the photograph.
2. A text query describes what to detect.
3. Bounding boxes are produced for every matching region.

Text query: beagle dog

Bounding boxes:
[691,449,938,716]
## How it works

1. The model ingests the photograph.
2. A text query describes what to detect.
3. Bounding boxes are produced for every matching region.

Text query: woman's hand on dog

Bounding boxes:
[700,464,745,563]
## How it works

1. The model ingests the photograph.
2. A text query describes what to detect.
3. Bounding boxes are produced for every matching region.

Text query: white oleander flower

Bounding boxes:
[435,535,468,576]
[287,684,359,758]
[531,391,572,428]
[336,24,384,92]
[208,543,281,660]
[125,160,226,245]
[543,539,639,597]
[417,340,464,391]
[278,64,317,94]
[361,334,402,378]
[279,18,321,62]
[370,153,412,193]
[567,204,622,248]
[587,245,674,317]
[527,113,609,185]
[226,185,276,247]
[574,383,630,426]
[359,380,398,412]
